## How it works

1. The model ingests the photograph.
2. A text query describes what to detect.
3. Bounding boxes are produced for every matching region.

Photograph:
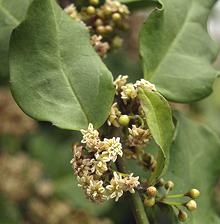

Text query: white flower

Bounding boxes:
[106,172,124,201]
[86,180,107,203]
[89,159,108,176]
[134,79,156,91]
[121,83,137,102]
[95,137,123,162]
[113,75,128,92]
[107,103,121,127]
[123,173,140,193]
[128,125,151,147]
[81,123,100,150]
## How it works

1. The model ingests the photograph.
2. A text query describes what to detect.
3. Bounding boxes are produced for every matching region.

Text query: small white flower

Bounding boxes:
[81,123,100,150]
[107,103,121,127]
[121,83,137,102]
[113,75,128,92]
[134,79,156,91]
[96,137,123,162]
[86,180,107,203]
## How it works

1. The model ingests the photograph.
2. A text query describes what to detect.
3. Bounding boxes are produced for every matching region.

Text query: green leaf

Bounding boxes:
[9,0,115,130]
[140,0,219,103]
[118,0,161,9]
[138,87,174,183]
[0,0,32,79]
[164,113,220,223]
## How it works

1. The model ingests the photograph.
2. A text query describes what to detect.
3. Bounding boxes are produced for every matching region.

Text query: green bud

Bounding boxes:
[157,178,165,187]
[178,210,188,222]
[86,6,96,15]
[89,0,99,5]
[144,197,155,207]
[95,18,103,27]
[118,115,130,126]
[105,25,113,33]
[165,181,174,190]
[186,189,200,199]
[185,200,197,211]
[112,36,123,49]
[112,12,121,22]
[96,25,106,34]
[103,6,112,15]
[146,186,157,197]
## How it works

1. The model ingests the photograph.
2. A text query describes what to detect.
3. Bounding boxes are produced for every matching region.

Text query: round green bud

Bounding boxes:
[165,181,174,190]
[112,12,121,21]
[118,115,130,126]
[146,186,157,197]
[185,200,197,211]
[105,25,113,33]
[178,210,188,222]
[112,36,123,49]
[89,0,99,5]
[186,189,200,199]
[95,18,103,27]
[144,197,155,207]
[103,6,112,15]
[96,25,106,34]
[86,6,96,15]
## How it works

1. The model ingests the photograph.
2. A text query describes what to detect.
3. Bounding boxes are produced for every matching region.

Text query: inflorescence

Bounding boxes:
[64,0,130,57]
[71,75,200,222]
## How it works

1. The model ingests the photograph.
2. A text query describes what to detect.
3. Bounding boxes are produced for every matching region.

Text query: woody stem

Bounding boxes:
[116,157,150,224]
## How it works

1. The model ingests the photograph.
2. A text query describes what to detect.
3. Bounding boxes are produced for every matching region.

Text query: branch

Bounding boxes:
[116,157,150,224]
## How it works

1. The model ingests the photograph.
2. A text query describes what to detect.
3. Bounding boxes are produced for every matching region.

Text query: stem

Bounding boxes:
[159,201,183,206]
[165,193,185,199]
[116,157,150,224]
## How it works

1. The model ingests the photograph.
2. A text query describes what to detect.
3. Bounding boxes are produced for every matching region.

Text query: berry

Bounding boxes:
[118,115,130,126]
[86,6,96,15]
[89,0,99,6]
[112,12,121,22]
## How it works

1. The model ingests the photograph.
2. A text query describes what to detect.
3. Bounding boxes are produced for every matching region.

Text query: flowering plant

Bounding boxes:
[1,0,220,223]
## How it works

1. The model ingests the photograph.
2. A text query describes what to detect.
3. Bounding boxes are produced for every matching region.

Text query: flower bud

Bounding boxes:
[185,200,197,211]
[165,181,174,190]
[157,178,165,187]
[103,6,112,15]
[105,25,113,33]
[112,36,123,49]
[95,18,103,27]
[112,12,121,22]
[186,189,200,199]
[97,26,106,34]
[144,197,155,207]
[146,186,157,197]
[118,115,130,126]
[86,6,96,15]
[178,210,188,222]
[89,0,99,5]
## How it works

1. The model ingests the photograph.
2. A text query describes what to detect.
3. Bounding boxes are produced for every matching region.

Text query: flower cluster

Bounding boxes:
[128,125,151,147]
[114,76,157,104]
[65,0,130,57]
[71,124,140,203]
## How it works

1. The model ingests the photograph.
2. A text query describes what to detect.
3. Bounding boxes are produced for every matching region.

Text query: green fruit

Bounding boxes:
[118,115,130,126]
[144,197,155,207]
[86,6,96,15]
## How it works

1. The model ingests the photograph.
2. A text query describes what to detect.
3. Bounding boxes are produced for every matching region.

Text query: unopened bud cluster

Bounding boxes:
[71,123,140,203]
[64,0,130,57]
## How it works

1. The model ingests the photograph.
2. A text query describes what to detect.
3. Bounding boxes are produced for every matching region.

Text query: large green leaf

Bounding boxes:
[9,0,115,130]
[118,0,161,9]
[138,87,174,183]
[161,113,220,223]
[0,0,32,79]
[140,0,219,103]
